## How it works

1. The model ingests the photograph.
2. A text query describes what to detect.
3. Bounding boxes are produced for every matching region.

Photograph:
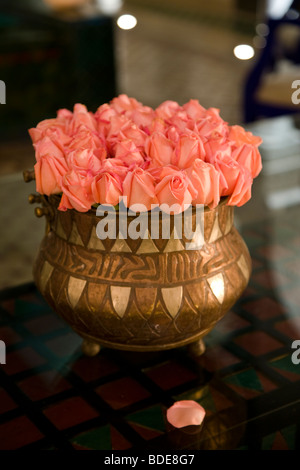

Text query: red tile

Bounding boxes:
[18,370,71,401]
[96,377,150,410]
[0,388,17,413]
[144,361,197,390]
[24,314,65,336]
[209,386,234,411]
[0,416,43,449]
[0,326,22,346]
[110,426,132,450]
[4,347,46,375]
[234,331,283,356]
[243,297,285,320]
[274,317,300,340]
[43,396,98,430]
[256,371,277,393]
[271,432,289,450]
[197,345,240,371]
[72,355,119,382]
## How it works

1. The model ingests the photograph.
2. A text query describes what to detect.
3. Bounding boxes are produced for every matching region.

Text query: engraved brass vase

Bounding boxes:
[31,194,251,355]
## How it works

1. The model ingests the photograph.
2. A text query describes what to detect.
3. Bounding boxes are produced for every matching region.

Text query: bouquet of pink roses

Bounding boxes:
[29,94,262,214]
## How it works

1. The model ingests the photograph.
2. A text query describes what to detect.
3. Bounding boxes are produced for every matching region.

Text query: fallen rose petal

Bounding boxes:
[166,400,206,428]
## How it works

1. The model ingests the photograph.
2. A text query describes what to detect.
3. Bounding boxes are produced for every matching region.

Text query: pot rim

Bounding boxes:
[46,194,230,217]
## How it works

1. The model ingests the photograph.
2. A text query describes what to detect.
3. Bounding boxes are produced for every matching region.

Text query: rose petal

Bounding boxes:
[166,400,206,428]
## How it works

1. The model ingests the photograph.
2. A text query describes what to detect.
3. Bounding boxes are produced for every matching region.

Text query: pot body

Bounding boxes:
[33,197,251,351]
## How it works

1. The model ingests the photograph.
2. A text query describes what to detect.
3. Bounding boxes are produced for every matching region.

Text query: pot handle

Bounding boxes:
[23,169,53,234]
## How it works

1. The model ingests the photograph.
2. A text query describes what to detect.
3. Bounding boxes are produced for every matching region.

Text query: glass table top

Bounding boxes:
[0,201,300,450]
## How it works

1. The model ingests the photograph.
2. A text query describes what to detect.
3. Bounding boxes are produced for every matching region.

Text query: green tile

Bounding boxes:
[126,405,166,432]
[71,425,111,450]
[270,356,300,375]
[224,368,263,392]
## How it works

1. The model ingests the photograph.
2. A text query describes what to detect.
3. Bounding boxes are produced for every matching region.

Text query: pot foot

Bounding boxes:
[82,339,101,357]
[188,338,206,357]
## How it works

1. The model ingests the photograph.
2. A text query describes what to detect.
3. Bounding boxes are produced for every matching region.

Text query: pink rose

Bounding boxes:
[183,99,206,120]
[166,126,180,144]
[215,155,253,207]
[149,118,168,134]
[114,139,145,167]
[122,168,157,211]
[66,148,102,175]
[148,164,179,182]
[130,106,155,128]
[56,108,73,120]
[173,133,206,169]
[107,117,147,153]
[204,139,232,163]
[67,126,106,160]
[34,135,65,161]
[91,171,122,206]
[155,168,197,214]
[66,103,97,135]
[110,94,141,113]
[101,158,128,179]
[155,100,181,120]
[95,103,117,138]
[196,109,229,140]
[229,125,263,147]
[59,170,94,212]
[29,119,70,144]
[232,144,262,178]
[168,114,193,133]
[35,155,68,195]
[186,159,220,208]
[145,132,174,167]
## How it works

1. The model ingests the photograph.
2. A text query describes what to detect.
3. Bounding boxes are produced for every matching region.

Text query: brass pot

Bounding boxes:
[29,192,251,355]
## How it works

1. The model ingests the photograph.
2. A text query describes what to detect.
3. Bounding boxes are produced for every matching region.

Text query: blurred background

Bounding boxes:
[0,0,300,289]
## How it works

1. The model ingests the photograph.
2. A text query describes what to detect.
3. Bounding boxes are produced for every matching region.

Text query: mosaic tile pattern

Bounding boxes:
[1,209,300,450]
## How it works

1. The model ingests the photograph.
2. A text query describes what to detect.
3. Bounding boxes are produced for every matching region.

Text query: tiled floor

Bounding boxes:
[1,211,300,450]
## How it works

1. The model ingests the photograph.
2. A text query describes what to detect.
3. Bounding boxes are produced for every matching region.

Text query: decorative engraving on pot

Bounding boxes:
[110,286,131,318]
[164,227,185,253]
[87,228,105,251]
[207,273,225,304]
[208,213,222,243]
[39,261,54,294]
[69,222,84,246]
[32,197,252,352]
[237,254,251,281]
[111,235,132,253]
[161,286,183,318]
[68,277,86,309]
[136,230,159,254]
